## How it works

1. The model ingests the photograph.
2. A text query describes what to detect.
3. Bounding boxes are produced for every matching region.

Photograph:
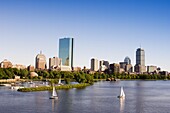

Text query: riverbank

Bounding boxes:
[18,83,91,92]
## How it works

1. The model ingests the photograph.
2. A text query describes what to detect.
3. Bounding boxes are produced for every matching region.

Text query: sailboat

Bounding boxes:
[58,78,63,85]
[118,87,125,98]
[49,86,58,99]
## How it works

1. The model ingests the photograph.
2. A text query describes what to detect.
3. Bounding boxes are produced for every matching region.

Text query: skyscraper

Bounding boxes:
[135,48,146,73]
[136,48,145,66]
[91,58,99,71]
[35,51,47,70]
[59,38,74,68]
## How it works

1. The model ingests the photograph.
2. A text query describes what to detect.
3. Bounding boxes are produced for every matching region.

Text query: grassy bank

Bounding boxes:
[18,83,91,92]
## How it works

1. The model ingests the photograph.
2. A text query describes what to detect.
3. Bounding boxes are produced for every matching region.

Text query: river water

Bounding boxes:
[0,80,170,113]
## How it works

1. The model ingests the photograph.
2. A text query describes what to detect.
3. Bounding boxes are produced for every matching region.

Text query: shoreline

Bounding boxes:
[18,83,91,92]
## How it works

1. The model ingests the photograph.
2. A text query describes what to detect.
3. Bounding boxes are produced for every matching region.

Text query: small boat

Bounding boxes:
[58,78,63,85]
[11,86,24,90]
[118,87,125,98]
[49,86,58,99]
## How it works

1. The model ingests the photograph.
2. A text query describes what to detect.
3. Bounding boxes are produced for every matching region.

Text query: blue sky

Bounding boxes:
[0,0,170,71]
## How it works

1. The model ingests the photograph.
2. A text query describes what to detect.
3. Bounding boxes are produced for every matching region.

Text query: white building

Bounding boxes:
[91,58,99,71]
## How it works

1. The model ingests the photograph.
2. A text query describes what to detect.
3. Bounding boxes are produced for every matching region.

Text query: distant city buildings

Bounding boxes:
[124,56,131,65]
[27,65,35,71]
[125,64,133,73]
[0,59,12,68]
[110,63,120,73]
[147,65,157,73]
[59,38,74,69]
[99,60,109,71]
[119,62,126,71]
[91,58,99,71]
[12,64,26,70]
[49,57,61,69]
[73,67,81,72]
[35,51,47,70]
[134,48,146,73]
[119,56,133,73]
[0,37,166,74]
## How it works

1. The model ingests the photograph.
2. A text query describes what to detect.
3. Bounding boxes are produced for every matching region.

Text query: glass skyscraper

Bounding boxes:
[59,38,74,68]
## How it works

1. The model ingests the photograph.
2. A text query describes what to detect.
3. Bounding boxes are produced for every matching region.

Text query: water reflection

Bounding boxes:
[119,98,125,113]
[136,81,145,113]
[52,99,55,112]
[51,98,59,112]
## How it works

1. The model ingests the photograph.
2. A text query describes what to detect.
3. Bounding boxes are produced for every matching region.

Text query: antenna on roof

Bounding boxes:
[40,50,42,54]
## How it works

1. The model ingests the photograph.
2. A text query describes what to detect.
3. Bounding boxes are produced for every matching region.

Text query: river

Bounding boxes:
[0,80,170,113]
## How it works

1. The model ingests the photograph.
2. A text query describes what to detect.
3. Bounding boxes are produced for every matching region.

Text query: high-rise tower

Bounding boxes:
[91,58,99,71]
[59,38,74,68]
[135,48,146,73]
[136,48,145,66]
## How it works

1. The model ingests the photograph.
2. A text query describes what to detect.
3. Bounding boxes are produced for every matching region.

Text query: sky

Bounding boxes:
[0,0,170,71]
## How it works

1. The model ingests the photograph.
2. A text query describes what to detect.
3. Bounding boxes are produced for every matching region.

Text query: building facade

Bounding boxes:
[91,58,99,71]
[27,65,35,71]
[135,48,146,73]
[12,64,26,70]
[49,57,61,69]
[124,56,131,65]
[0,59,12,68]
[110,63,120,73]
[59,38,74,68]
[147,66,157,73]
[99,60,109,71]
[119,62,126,70]
[136,48,145,66]
[125,64,133,73]
[35,52,47,70]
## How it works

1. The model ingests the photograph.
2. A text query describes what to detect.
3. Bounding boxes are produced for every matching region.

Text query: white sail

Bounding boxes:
[58,78,61,84]
[50,85,58,99]
[120,87,125,97]
[118,87,125,98]
[52,86,57,97]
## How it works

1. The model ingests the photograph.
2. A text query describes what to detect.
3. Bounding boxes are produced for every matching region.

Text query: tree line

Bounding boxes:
[0,68,169,84]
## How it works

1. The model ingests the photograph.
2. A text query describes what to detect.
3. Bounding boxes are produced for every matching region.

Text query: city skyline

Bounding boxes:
[0,0,170,71]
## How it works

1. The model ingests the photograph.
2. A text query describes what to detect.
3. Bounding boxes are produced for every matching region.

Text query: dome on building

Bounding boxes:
[0,59,12,68]
[124,56,131,65]
[1,59,12,63]
[36,52,46,61]
[30,72,38,77]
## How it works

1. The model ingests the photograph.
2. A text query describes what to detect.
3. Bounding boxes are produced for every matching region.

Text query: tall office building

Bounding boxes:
[59,38,74,68]
[134,48,146,73]
[91,58,99,71]
[35,51,47,70]
[49,57,61,69]
[136,48,145,66]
